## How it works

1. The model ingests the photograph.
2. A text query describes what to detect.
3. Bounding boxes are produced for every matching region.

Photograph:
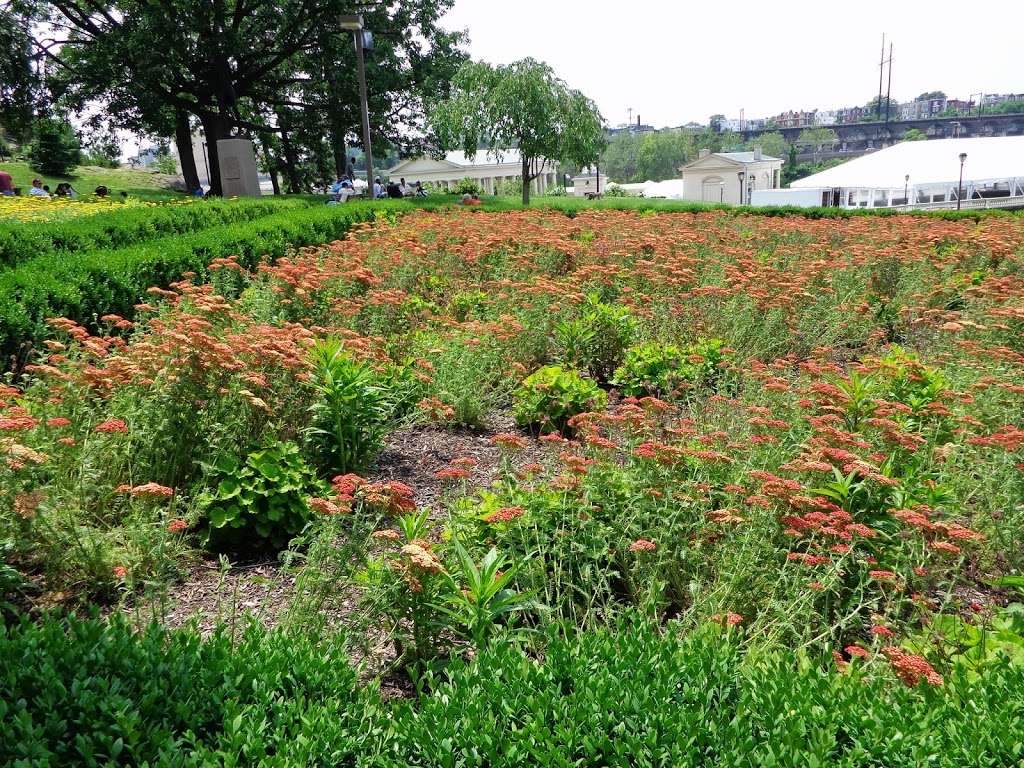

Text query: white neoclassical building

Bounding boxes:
[679,148,783,204]
[386,150,558,195]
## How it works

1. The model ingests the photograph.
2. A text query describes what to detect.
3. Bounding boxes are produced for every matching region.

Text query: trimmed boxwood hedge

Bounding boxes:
[0,197,317,269]
[0,200,414,367]
[2,613,1022,767]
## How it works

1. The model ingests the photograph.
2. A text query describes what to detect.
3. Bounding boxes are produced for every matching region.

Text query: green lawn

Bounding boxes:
[0,160,184,200]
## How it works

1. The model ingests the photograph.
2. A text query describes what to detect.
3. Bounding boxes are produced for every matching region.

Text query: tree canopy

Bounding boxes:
[17,0,465,193]
[0,8,40,142]
[601,130,695,183]
[745,131,788,162]
[429,58,604,204]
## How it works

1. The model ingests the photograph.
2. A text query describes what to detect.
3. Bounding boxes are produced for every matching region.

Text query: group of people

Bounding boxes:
[327,173,428,204]
[0,171,112,200]
[379,177,427,199]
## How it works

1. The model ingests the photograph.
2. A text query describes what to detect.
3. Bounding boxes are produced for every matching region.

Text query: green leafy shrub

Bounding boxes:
[513,365,607,434]
[455,177,481,195]
[0,196,313,269]
[554,293,634,382]
[438,540,538,653]
[199,441,322,551]
[613,338,729,398]
[602,184,628,197]
[3,613,1024,767]
[495,177,522,197]
[303,339,392,475]
[0,200,414,368]
[151,153,177,175]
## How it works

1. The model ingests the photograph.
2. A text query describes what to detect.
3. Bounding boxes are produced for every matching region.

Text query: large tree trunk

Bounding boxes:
[331,130,347,179]
[256,134,281,195]
[174,110,201,192]
[522,157,531,206]
[279,128,303,193]
[267,156,281,195]
[198,111,233,196]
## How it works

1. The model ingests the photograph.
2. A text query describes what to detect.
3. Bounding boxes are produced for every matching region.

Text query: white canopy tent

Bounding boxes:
[791,136,1024,208]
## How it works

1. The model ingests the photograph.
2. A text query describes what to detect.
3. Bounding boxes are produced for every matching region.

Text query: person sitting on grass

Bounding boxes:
[328,175,356,204]
[415,181,427,197]
[28,179,50,197]
[94,185,109,198]
[0,170,14,196]
[460,192,482,206]
[54,183,78,198]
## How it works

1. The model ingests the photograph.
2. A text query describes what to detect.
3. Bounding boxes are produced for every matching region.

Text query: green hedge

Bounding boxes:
[417,194,1021,221]
[2,613,1021,767]
[0,201,413,367]
[0,197,319,270]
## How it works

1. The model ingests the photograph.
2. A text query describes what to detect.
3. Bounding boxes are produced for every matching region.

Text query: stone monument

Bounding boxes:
[216,138,261,197]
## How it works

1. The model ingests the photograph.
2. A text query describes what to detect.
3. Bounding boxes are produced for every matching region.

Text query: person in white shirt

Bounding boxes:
[398,177,412,196]
[28,179,50,198]
[373,177,384,198]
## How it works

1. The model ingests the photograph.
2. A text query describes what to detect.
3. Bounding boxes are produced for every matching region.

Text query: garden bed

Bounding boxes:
[2,205,1024,763]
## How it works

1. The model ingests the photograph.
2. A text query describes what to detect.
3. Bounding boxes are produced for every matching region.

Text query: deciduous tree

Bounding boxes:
[21,0,463,194]
[429,58,604,205]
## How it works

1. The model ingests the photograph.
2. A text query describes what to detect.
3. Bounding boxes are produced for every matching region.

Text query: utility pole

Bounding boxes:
[884,42,893,123]
[877,33,885,121]
[340,15,373,195]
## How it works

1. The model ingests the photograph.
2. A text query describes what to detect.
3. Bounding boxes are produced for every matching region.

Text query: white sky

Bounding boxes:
[439,0,1023,127]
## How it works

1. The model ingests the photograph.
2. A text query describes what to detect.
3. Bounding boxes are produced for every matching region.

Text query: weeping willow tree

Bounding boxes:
[429,58,605,205]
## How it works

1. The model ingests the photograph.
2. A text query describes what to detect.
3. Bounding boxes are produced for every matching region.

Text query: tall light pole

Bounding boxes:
[737,171,745,205]
[904,174,909,205]
[340,14,373,195]
[957,152,967,210]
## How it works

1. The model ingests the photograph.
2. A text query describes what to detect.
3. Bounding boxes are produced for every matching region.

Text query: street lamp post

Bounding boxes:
[719,181,724,203]
[737,171,745,205]
[904,174,909,206]
[957,152,967,211]
[339,14,373,196]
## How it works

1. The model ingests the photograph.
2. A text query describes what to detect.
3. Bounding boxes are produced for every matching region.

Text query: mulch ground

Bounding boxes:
[124,418,545,634]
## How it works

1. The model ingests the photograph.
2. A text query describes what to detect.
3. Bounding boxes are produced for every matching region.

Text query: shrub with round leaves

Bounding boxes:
[513,365,607,434]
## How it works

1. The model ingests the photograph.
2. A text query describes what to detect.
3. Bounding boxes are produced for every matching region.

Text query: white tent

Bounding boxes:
[641,179,687,199]
[792,136,1024,190]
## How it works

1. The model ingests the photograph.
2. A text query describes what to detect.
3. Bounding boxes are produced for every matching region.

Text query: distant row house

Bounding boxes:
[981,93,1024,107]
[770,110,817,128]
[900,97,949,120]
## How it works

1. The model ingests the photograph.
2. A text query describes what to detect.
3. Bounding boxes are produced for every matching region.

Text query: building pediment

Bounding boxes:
[389,156,465,175]
[681,154,743,172]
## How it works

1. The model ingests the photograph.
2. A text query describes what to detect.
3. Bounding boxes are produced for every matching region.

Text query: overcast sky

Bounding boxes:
[439,0,1023,127]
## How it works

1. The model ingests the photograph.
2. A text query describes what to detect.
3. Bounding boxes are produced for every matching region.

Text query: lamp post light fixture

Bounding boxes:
[904,174,910,206]
[737,171,745,205]
[957,152,967,211]
[339,14,373,196]
[719,181,724,203]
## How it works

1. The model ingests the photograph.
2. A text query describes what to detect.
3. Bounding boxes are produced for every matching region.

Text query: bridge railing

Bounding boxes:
[891,195,1024,212]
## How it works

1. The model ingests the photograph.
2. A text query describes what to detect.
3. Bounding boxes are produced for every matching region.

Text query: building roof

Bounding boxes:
[717,151,782,163]
[791,136,1024,190]
[681,151,781,171]
[389,149,525,175]
[442,149,524,167]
